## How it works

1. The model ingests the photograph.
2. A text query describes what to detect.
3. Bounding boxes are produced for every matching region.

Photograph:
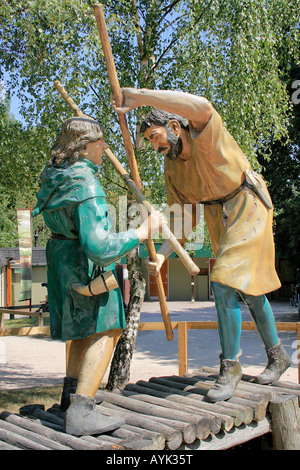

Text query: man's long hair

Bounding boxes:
[48,116,103,166]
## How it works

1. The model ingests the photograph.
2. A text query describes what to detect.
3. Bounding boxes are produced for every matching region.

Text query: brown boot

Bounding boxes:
[254,341,291,384]
[206,354,242,403]
[64,394,124,436]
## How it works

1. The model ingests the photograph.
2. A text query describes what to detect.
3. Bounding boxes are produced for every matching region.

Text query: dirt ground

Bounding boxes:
[0,300,299,391]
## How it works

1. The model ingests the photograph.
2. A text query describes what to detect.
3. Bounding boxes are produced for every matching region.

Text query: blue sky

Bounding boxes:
[2,73,25,123]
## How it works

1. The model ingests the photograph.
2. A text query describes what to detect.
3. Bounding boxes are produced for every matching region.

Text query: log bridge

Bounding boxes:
[1,368,300,451]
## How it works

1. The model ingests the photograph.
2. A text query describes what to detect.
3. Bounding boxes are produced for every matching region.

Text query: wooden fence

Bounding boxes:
[1,309,300,383]
[139,320,300,382]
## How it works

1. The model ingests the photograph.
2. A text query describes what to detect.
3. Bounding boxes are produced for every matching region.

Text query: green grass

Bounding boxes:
[0,383,107,415]
[0,385,62,414]
[3,316,50,329]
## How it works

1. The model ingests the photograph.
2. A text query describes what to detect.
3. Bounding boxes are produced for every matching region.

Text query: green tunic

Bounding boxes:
[32,158,140,341]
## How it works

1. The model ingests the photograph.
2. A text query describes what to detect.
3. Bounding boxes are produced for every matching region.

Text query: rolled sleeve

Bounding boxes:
[74,197,140,266]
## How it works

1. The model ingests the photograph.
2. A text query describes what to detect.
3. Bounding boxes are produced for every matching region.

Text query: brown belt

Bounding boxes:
[201,181,247,227]
[200,181,247,207]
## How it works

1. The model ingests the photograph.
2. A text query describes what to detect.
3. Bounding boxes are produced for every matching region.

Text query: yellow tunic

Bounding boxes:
[164,109,281,296]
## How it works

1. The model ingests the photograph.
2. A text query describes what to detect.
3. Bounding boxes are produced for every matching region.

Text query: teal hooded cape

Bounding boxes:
[33,158,139,341]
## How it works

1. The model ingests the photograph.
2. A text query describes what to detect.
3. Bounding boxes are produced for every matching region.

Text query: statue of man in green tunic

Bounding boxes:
[33,115,163,436]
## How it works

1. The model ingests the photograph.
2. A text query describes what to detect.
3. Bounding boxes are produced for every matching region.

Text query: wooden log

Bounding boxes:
[109,426,165,450]
[100,402,182,450]
[239,379,300,399]
[103,390,208,432]
[120,386,212,440]
[149,377,245,426]
[0,424,51,450]
[162,377,251,425]
[168,375,266,422]
[227,397,266,422]
[242,372,300,392]
[104,390,197,444]
[0,440,21,450]
[96,431,161,452]
[120,437,164,450]
[130,381,222,435]
[197,366,300,398]
[27,418,62,431]
[79,435,124,450]
[0,417,70,450]
[136,380,234,432]
[183,373,271,403]
[47,404,66,419]
[124,383,215,438]
[120,438,164,451]
[144,415,197,444]
[0,411,111,451]
[269,394,300,450]
[180,417,271,451]
[95,433,123,445]
[243,376,300,398]
[162,376,254,424]
[32,408,64,428]
[111,425,154,442]
[187,370,275,403]
[19,404,45,416]
[270,380,300,392]
[111,423,165,449]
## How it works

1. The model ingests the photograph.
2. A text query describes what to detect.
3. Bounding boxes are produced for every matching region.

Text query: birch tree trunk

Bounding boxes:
[106,196,146,390]
[106,245,145,390]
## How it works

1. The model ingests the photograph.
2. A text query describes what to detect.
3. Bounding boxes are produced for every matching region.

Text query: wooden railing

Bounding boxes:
[139,320,300,383]
[0,309,49,336]
[1,309,300,383]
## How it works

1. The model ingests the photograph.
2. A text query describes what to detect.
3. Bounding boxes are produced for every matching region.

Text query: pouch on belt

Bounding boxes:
[244,169,273,210]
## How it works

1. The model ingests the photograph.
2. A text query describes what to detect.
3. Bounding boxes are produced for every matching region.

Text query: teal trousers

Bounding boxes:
[211,281,279,360]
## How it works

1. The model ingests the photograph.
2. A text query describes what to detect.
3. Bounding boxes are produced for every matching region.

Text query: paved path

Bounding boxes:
[0,300,299,390]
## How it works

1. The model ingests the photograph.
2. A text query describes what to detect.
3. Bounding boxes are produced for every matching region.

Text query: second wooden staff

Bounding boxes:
[94,4,175,340]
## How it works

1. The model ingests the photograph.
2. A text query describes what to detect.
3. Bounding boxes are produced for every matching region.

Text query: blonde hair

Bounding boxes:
[49,116,103,166]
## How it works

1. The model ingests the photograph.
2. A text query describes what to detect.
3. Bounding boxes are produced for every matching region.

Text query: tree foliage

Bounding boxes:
[1,0,299,246]
[0,97,51,246]
[258,63,300,272]
[1,0,299,173]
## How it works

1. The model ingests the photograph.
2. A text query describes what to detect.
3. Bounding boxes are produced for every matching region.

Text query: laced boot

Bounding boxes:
[254,341,291,384]
[64,393,125,436]
[60,377,78,411]
[206,354,242,403]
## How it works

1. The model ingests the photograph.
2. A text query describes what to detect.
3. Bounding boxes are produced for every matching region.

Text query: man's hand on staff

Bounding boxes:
[136,210,167,243]
[111,87,141,114]
[145,239,175,277]
[145,254,166,277]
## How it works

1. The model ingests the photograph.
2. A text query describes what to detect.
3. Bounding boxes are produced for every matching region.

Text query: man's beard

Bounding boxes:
[158,127,182,161]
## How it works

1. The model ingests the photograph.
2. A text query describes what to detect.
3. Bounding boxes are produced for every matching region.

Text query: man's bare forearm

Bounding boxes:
[136,89,212,124]
[118,88,213,130]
